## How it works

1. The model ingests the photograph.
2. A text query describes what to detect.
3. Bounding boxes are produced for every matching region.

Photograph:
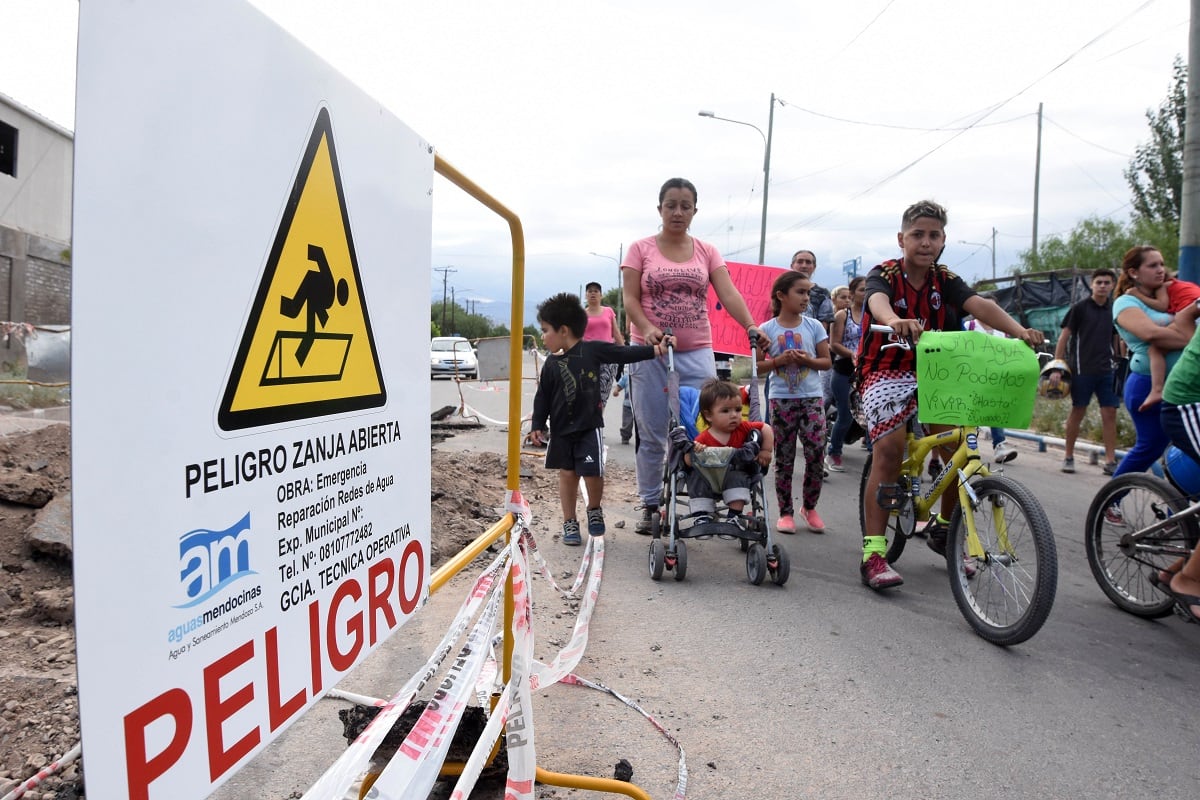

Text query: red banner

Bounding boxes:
[707,261,787,356]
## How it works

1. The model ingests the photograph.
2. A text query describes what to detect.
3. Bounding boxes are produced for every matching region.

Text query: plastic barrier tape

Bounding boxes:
[300,548,511,799]
[370,580,504,798]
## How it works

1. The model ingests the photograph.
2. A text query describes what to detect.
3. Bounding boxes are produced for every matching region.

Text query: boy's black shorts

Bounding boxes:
[545,428,605,476]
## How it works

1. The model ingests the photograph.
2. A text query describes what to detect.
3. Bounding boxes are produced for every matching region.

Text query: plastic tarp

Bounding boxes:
[982,271,1091,339]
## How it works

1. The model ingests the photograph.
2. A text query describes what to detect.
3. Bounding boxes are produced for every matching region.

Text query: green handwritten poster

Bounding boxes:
[916,331,1040,427]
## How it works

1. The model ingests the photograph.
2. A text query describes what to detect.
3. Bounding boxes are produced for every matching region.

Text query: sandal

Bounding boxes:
[1148,569,1177,593]
[1162,576,1200,624]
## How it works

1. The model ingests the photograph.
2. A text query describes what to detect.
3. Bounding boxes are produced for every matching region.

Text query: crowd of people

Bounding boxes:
[525,178,1200,616]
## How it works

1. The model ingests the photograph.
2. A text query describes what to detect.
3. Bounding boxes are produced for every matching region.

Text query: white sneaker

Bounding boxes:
[993,442,1017,464]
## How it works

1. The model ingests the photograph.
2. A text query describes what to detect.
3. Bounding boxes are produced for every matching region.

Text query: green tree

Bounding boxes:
[601,286,626,333]
[1015,215,1182,276]
[1125,55,1186,225]
[430,301,512,340]
[1130,215,1181,270]
[1017,216,1133,273]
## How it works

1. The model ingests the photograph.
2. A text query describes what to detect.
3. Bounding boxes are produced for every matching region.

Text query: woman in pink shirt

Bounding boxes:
[583,281,625,407]
[622,177,762,533]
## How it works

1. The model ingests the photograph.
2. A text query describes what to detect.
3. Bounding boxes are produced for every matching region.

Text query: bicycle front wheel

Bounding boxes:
[1084,473,1196,618]
[947,476,1057,646]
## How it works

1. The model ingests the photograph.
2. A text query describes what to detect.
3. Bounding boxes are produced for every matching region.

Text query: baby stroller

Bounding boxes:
[648,333,790,585]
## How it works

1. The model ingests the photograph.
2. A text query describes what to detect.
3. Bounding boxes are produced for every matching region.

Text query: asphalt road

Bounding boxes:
[217,359,1200,800]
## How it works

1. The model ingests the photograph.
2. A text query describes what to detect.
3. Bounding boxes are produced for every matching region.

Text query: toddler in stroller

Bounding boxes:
[650,369,791,585]
[672,379,773,522]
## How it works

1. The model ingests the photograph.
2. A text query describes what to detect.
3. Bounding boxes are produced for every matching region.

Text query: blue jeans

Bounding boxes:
[630,348,716,506]
[828,370,853,457]
[991,428,1006,446]
[1113,372,1170,477]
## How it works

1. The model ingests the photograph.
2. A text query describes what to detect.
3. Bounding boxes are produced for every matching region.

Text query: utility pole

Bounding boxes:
[698,93,777,265]
[1180,0,1200,282]
[434,266,456,333]
[990,227,997,281]
[1032,102,1043,270]
[616,243,624,333]
[760,93,775,266]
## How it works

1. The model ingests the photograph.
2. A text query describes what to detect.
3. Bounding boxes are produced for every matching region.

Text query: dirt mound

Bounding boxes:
[0,424,78,798]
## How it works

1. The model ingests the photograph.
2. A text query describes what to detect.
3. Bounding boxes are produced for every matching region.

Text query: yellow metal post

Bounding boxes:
[431,155,654,798]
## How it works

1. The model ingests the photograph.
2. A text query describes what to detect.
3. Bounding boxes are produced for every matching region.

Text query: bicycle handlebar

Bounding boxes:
[868,323,913,351]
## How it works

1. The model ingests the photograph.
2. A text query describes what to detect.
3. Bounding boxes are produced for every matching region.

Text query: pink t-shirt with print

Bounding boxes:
[583,306,617,342]
[623,234,724,351]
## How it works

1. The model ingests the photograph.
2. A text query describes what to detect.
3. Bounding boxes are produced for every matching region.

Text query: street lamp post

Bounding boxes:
[959,227,997,281]
[588,246,624,331]
[698,93,776,265]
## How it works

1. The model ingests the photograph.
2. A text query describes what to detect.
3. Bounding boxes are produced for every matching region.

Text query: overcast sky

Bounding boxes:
[1,0,1190,326]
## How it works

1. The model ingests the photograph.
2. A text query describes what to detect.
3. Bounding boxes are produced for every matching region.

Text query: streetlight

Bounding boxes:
[959,227,997,281]
[698,93,776,265]
[588,246,624,331]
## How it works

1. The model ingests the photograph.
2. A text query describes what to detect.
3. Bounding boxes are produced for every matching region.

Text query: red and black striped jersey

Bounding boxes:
[859,259,976,374]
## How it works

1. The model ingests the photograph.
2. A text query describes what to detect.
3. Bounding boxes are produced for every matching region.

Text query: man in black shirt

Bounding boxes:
[1053,268,1121,474]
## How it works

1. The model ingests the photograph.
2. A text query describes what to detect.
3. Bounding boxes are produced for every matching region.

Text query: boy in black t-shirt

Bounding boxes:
[530,292,672,545]
[857,200,1043,590]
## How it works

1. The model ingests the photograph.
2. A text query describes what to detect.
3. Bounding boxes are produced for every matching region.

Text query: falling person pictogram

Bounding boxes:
[280,243,350,366]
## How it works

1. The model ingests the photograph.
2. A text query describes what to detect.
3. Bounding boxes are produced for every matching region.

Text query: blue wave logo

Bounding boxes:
[175,512,256,608]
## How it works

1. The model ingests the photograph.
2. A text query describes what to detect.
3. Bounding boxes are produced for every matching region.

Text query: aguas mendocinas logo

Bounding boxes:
[175,512,256,607]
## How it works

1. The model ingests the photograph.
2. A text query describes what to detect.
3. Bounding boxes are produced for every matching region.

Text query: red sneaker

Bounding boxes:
[860,553,903,589]
[803,508,826,533]
[776,514,796,534]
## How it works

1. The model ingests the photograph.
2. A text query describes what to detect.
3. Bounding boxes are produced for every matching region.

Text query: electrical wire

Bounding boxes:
[829,0,898,61]
[1044,115,1131,158]
[766,0,1159,242]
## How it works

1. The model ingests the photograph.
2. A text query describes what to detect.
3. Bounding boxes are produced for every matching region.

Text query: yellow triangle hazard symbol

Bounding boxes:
[218,108,386,431]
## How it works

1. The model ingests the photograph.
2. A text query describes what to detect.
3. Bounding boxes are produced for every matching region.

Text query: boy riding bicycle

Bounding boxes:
[858,200,1044,589]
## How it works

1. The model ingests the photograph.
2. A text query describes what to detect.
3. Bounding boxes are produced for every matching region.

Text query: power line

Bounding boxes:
[829,0,898,61]
[784,103,1033,133]
[766,1,1159,241]
[1044,115,1131,157]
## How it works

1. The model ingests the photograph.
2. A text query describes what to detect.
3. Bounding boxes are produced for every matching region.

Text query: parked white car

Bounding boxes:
[430,336,477,379]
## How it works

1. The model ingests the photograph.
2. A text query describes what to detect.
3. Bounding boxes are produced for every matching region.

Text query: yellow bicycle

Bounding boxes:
[856,326,1058,646]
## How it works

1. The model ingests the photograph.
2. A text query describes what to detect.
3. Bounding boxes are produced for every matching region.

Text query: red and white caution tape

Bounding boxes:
[369,578,504,798]
[459,402,509,427]
[305,519,685,800]
[0,743,81,800]
[447,682,514,800]
[530,534,604,690]
[301,548,511,800]
[505,488,532,528]
[501,534,538,800]
[522,527,593,599]
[560,672,689,800]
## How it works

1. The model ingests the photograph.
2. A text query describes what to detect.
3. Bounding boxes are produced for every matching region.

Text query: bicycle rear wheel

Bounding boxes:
[857,453,909,563]
[946,475,1057,646]
[1084,473,1197,618]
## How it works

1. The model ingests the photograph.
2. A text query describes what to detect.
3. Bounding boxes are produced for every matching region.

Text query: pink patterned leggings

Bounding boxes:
[770,397,826,516]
